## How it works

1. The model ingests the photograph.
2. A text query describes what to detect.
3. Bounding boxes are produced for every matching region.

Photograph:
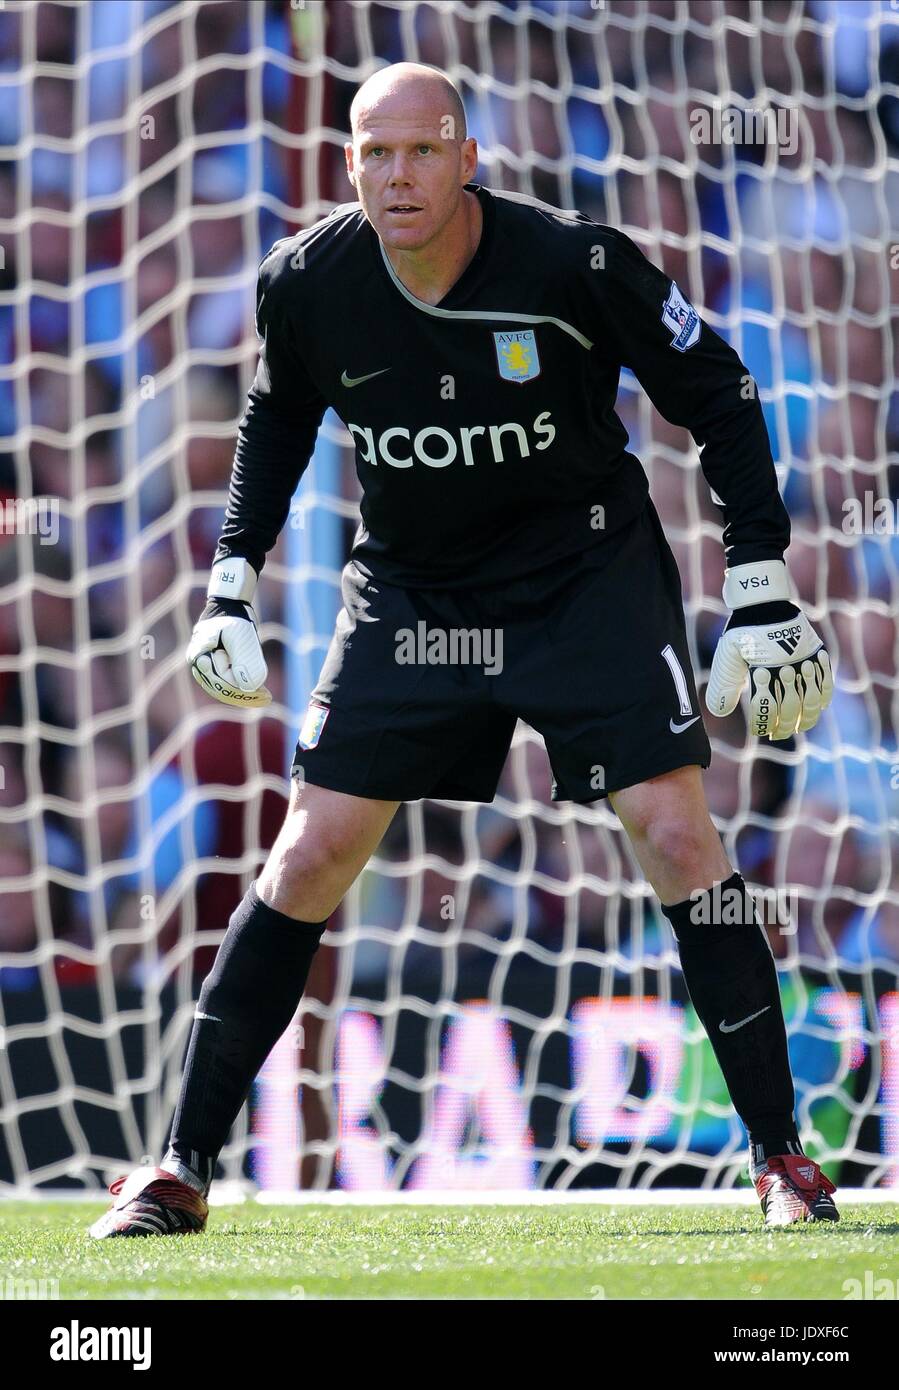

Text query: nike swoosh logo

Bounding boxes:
[341,367,392,388]
[670,715,701,734]
[719,1006,771,1034]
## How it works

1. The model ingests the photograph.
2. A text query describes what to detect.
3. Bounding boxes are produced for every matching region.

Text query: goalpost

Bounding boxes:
[0,0,897,1197]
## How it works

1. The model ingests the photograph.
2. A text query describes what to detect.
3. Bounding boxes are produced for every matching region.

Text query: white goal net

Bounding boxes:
[1,0,897,1196]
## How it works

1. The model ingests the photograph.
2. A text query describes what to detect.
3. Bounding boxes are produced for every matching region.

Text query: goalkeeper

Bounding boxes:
[90,62,836,1237]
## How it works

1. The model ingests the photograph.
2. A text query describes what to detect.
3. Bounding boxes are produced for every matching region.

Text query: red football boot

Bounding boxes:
[753,1154,840,1227]
[88,1166,208,1238]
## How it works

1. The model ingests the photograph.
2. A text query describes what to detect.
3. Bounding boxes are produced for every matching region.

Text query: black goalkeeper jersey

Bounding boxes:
[214,183,789,589]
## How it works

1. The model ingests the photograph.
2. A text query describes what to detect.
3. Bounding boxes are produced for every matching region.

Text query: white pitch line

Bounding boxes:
[1,1187,896,1208]
[251,1187,898,1208]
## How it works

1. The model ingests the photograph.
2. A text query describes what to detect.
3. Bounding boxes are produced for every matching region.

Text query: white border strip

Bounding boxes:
[2,1187,896,1208]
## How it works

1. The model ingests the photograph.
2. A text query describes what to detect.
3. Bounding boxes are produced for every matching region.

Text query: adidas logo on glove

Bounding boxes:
[708,560,834,741]
[766,623,802,655]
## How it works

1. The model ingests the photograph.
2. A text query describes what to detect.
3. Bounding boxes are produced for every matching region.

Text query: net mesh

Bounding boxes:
[0,0,897,1194]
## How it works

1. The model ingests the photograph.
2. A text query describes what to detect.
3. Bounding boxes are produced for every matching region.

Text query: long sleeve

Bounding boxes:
[590,229,790,567]
[213,251,328,578]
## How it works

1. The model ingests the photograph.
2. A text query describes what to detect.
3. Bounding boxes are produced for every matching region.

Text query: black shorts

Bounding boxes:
[292,499,711,804]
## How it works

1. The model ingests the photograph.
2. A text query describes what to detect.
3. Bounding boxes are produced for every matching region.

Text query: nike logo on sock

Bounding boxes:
[194,1011,222,1022]
[719,1005,771,1033]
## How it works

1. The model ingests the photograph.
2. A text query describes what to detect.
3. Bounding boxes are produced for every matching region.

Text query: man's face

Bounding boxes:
[345,114,477,252]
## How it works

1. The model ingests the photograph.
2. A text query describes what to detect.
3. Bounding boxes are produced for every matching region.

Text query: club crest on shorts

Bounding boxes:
[298,700,329,750]
[661,283,700,351]
[493,329,541,383]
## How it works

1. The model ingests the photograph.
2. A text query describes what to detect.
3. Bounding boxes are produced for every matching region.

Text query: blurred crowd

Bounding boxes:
[0,0,896,1026]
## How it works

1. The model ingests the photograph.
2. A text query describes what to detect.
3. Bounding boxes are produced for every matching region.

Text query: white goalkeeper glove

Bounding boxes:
[186,557,272,708]
[706,560,834,741]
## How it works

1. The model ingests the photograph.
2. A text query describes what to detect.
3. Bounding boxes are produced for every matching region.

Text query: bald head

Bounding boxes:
[350,62,467,144]
[344,62,478,259]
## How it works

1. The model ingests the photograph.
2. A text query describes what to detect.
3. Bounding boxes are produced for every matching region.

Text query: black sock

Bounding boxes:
[165,885,326,1192]
[660,871,800,1165]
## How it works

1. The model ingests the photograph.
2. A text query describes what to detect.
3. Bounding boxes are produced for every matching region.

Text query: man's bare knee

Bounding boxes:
[262,824,350,915]
[256,782,398,922]
[610,765,731,903]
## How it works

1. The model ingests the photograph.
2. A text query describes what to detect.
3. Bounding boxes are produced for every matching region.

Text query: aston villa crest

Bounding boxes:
[493,329,541,383]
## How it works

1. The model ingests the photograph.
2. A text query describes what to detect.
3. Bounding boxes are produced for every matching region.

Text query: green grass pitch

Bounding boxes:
[1,1201,897,1299]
